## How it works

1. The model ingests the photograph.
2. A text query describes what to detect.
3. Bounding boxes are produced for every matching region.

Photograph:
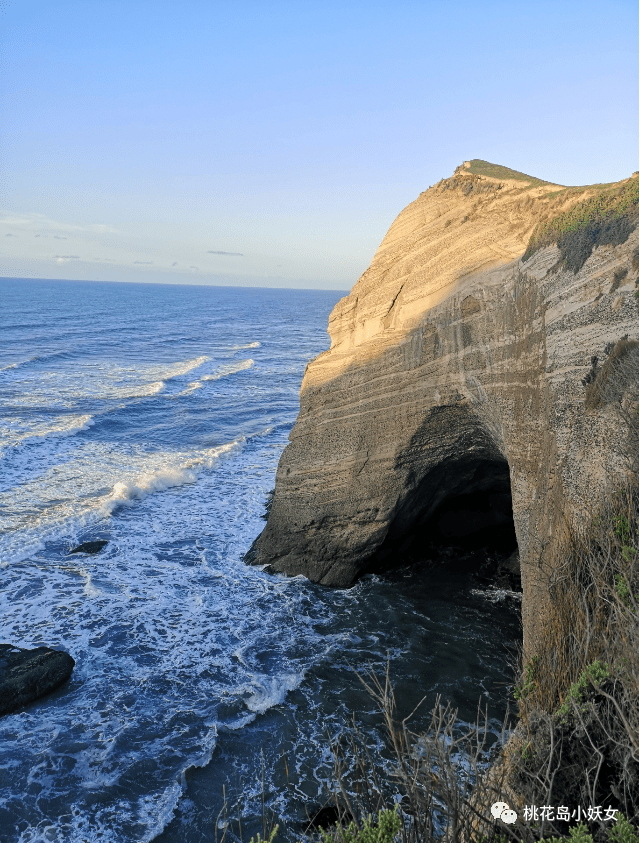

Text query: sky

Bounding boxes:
[0,0,637,290]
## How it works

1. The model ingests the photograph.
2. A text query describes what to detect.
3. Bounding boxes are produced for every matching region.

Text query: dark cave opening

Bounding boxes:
[364,456,521,589]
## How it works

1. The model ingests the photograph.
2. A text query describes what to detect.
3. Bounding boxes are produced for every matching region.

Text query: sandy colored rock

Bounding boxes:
[249,162,639,659]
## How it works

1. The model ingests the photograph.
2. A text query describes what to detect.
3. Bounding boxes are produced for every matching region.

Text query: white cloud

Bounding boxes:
[0,210,120,235]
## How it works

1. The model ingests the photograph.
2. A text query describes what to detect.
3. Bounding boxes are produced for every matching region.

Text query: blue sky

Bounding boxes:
[1,0,637,289]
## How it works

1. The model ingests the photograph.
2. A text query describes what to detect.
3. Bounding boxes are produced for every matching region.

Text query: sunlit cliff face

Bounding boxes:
[251,163,639,659]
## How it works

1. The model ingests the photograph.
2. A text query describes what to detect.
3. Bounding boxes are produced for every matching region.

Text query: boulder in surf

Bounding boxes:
[0,644,75,716]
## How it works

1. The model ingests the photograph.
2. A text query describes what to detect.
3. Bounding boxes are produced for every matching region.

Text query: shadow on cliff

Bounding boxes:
[361,443,520,591]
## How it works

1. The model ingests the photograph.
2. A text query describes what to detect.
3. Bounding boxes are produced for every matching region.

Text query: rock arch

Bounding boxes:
[248,167,639,659]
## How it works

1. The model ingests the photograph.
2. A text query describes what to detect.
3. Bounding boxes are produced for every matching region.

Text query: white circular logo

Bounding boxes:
[491,802,509,819]
[501,809,517,825]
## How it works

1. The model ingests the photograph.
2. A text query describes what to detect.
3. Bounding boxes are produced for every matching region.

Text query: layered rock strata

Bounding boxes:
[249,160,639,658]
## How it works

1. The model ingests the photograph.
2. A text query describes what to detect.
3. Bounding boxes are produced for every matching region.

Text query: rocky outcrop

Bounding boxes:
[0,644,75,716]
[68,540,108,555]
[249,160,639,658]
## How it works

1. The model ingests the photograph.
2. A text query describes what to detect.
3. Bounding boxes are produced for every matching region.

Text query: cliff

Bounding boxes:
[249,159,639,659]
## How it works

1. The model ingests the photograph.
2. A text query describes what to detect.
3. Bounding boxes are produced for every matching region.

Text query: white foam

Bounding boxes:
[0,354,39,373]
[244,673,301,713]
[179,381,203,396]
[231,341,260,350]
[201,359,254,381]
[178,360,254,396]
[0,438,243,564]
[122,380,165,398]
[102,467,199,514]
[102,356,208,399]
[1,355,210,406]
[470,587,522,602]
[162,354,209,379]
[137,781,185,843]
[0,414,94,452]
[81,568,101,598]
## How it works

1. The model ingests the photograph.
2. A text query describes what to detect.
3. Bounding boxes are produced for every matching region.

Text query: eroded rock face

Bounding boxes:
[249,162,639,658]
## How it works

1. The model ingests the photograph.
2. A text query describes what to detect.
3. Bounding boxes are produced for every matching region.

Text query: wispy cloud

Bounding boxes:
[190,266,199,270]
[0,211,120,235]
[54,235,67,240]
[55,255,80,263]
[207,250,243,256]
[133,260,153,265]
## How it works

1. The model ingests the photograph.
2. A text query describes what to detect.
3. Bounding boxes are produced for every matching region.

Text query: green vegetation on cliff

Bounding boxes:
[463,159,553,187]
[522,175,639,271]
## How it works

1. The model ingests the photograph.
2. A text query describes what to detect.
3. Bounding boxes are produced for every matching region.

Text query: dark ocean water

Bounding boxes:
[0,278,521,843]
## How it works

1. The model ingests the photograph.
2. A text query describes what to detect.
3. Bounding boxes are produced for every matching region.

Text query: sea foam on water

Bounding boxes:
[0,280,519,843]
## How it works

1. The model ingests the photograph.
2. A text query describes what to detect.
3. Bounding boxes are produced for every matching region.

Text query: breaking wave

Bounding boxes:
[0,414,94,453]
[179,359,254,396]
[0,439,242,565]
[100,440,240,516]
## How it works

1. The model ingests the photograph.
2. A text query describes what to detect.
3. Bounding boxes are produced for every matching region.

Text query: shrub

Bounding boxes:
[318,808,401,843]
[554,660,611,721]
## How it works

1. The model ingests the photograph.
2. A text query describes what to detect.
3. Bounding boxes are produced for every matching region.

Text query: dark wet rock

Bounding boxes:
[303,802,354,832]
[0,644,75,716]
[260,489,275,521]
[68,540,107,555]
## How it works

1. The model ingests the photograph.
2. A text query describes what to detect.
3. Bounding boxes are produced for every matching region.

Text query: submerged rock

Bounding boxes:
[0,644,75,716]
[68,540,108,555]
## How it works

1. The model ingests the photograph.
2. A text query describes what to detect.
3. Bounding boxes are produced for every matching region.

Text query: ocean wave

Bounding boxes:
[0,439,242,565]
[102,467,199,514]
[100,356,209,400]
[231,341,260,350]
[201,359,254,382]
[0,350,76,374]
[161,354,209,380]
[1,355,210,403]
[179,359,254,396]
[107,380,165,399]
[470,586,522,602]
[0,354,40,373]
[0,414,94,452]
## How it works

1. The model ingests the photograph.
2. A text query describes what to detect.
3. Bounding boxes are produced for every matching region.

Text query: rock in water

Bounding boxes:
[68,540,108,554]
[303,803,355,832]
[0,644,75,716]
[248,160,639,660]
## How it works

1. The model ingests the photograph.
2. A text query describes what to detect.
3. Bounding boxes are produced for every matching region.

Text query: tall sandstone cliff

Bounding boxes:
[250,160,639,658]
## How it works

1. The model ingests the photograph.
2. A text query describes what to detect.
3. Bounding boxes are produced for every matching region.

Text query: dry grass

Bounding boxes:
[505,473,639,840]
[314,666,515,843]
[311,346,638,843]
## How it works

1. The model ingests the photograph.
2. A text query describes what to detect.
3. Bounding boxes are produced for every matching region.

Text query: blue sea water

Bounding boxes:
[0,278,521,843]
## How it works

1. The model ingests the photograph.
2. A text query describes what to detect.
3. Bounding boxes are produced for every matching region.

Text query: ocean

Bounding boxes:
[0,278,521,843]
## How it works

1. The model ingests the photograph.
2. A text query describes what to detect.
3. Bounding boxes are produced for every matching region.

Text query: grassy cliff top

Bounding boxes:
[522,172,639,268]
[459,159,555,186]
